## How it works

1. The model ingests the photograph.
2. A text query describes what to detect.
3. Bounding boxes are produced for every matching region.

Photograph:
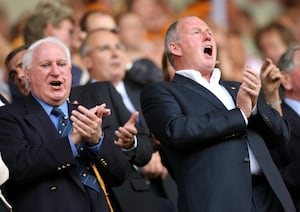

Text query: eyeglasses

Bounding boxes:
[89,43,126,53]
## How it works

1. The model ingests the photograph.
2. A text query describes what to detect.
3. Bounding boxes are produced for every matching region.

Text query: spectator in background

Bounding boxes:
[23,1,84,87]
[255,22,296,64]
[79,9,163,88]
[124,0,174,66]
[5,45,29,102]
[117,12,158,64]
[220,30,262,82]
[276,45,300,211]
[74,28,177,212]
[117,11,163,85]
[80,9,118,34]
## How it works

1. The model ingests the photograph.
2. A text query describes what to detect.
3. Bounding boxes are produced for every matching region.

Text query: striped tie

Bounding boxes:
[51,107,72,137]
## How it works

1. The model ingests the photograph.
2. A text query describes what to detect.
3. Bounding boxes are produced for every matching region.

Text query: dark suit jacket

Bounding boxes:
[141,74,295,212]
[0,94,131,212]
[70,81,161,212]
[281,101,300,209]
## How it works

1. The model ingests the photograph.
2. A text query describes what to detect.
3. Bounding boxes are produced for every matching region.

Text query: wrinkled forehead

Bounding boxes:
[178,16,210,32]
[33,43,67,62]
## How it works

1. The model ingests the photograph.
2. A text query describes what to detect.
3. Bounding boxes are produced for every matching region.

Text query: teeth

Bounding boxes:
[205,45,212,50]
[204,45,212,55]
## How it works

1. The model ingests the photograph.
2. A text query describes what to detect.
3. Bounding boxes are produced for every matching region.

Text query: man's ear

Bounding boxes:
[82,56,92,69]
[169,42,182,56]
[281,71,292,91]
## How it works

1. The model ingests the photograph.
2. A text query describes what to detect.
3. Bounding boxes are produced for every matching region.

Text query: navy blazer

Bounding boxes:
[0,94,131,212]
[141,74,295,212]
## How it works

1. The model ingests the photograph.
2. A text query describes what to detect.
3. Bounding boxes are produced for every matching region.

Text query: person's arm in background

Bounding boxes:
[260,58,282,115]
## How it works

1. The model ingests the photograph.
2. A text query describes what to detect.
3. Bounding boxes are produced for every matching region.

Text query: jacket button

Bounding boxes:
[244,157,250,162]
[50,186,57,191]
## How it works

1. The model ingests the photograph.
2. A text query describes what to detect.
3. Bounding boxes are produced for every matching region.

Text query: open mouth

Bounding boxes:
[50,81,62,87]
[204,45,212,56]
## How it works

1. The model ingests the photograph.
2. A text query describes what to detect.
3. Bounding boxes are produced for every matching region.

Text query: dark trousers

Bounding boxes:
[251,176,284,212]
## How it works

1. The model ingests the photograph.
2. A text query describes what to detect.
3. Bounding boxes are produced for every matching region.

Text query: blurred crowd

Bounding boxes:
[0,0,298,101]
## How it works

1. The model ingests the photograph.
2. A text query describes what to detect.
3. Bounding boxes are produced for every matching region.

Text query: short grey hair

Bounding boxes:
[164,20,179,68]
[277,44,300,73]
[22,36,71,70]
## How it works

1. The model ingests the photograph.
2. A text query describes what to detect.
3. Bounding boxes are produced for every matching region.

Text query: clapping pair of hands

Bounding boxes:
[70,103,138,149]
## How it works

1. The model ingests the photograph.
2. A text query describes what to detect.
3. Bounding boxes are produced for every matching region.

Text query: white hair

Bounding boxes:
[22,36,72,70]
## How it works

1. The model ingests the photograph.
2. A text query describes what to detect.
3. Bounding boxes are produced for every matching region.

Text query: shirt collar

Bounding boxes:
[176,68,221,87]
[32,93,69,117]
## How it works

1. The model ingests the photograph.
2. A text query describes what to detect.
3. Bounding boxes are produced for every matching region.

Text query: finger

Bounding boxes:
[78,105,103,122]
[123,125,137,135]
[71,110,101,134]
[270,70,281,80]
[94,103,110,117]
[243,73,260,90]
[260,59,271,73]
[125,111,139,127]
[116,127,133,139]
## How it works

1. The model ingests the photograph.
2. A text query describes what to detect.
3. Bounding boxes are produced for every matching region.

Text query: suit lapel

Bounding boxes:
[172,74,239,111]
[219,81,239,104]
[24,95,60,143]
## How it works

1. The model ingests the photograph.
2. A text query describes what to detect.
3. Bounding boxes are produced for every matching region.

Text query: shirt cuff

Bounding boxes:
[86,133,104,156]
[122,135,138,151]
[68,133,104,158]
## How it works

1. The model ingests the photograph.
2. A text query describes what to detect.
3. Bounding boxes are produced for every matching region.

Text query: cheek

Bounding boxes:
[292,73,300,87]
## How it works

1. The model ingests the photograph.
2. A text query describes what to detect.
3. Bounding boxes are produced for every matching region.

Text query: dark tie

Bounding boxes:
[51,107,102,192]
[51,107,72,137]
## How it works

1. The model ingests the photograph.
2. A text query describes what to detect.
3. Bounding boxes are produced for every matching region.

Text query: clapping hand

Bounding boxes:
[237,66,261,117]
[70,103,111,145]
[114,111,139,149]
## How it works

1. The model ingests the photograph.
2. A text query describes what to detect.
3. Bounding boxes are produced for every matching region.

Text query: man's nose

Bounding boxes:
[50,64,60,75]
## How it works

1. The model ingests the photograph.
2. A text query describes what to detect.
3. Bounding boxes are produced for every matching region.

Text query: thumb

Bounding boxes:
[125,111,139,126]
